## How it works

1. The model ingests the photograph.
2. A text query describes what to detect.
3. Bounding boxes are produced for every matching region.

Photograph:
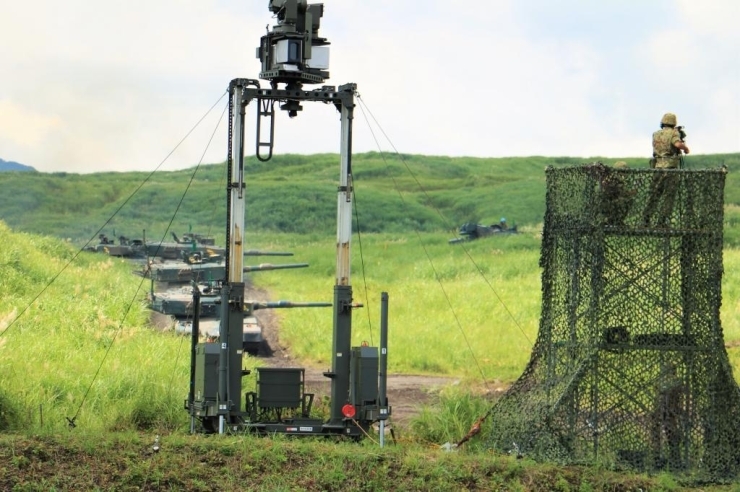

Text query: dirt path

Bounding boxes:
[246,283,460,428]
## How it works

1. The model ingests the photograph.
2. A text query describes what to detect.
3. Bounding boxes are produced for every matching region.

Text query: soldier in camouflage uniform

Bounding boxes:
[643,113,691,226]
[651,113,690,168]
[650,362,685,470]
[599,161,635,226]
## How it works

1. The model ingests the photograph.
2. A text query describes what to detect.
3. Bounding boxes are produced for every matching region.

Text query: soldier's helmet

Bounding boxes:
[661,113,677,126]
[614,161,628,169]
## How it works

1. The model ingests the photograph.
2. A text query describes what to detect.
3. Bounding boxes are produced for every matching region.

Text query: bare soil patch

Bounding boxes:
[149,310,175,331]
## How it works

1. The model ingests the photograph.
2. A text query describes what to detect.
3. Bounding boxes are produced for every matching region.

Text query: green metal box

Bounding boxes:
[256,367,303,409]
[195,343,220,401]
[350,346,378,406]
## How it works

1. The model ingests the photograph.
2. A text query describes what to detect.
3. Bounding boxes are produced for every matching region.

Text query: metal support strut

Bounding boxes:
[256,98,276,162]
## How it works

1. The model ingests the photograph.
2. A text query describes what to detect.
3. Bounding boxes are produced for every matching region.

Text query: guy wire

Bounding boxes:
[356,97,490,390]
[65,97,229,426]
[0,91,228,340]
[356,96,532,348]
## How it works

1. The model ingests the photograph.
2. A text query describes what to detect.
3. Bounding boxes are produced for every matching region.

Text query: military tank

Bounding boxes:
[84,234,146,257]
[144,228,297,260]
[144,236,220,260]
[175,318,264,355]
[149,283,221,317]
[448,218,518,244]
[173,297,331,355]
[141,259,309,284]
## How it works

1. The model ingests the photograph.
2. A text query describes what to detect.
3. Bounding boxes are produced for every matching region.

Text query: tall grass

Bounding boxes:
[0,432,674,491]
[409,387,493,449]
[0,222,259,432]
[720,248,740,369]
[248,228,740,385]
[3,220,740,434]
[249,229,551,380]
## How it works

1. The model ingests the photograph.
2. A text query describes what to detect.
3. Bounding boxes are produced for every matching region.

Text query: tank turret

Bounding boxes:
[448,219,518,244]
[145,241,225,260]
[84,233,145,257]
[145,236,294,261]
[172,232,216,246]
[149,283,220,317]
[140,261,309,283]
[175,295,331,355]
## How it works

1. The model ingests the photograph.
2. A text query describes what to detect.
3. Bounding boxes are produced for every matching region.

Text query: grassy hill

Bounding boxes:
[0,152,738,245]
[1,433,692,492]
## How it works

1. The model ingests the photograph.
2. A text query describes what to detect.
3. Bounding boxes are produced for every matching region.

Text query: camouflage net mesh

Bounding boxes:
[487,164,740,481]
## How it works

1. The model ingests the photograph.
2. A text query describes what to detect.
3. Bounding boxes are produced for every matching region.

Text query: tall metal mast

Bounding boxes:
[217,78,261,434]
[187,1,389,439]
[328,88,355,425]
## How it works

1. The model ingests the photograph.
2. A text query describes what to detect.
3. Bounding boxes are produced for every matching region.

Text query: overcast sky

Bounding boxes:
[1,0,738,173]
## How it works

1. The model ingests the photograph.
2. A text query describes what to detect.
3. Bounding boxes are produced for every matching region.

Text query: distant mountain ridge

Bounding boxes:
[0,158,36,172]
[0,152,737,243]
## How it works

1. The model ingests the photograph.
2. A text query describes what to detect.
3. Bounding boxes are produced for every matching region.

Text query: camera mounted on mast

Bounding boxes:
[258,0,330,117]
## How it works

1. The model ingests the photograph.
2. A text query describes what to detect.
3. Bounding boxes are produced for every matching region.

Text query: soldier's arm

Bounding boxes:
[670,130,690,154]
[674,140,690,154]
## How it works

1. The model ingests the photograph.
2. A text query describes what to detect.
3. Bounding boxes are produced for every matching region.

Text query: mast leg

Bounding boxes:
[328,285,353,424]
[328,85,355,426]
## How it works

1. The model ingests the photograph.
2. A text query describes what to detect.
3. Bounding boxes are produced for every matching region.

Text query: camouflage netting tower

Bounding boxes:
[487,164,740,480]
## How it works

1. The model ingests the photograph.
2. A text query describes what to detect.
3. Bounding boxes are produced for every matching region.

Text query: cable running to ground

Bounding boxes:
[356,95,541,448]
[356,97,491,390]
[164,103,230,397]
[351,191,374,346]
[356,95,532,348]
[68,98,229,426]
[0,91,228,340]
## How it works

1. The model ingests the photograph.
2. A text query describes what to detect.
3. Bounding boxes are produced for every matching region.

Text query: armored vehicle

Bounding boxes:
[449,218,518,243]
[84,234,145,257]
[150,283,220,317]
[172,232,216,246]
[174,297,330,355]
[176,318,264,355]
[140,260,308,284]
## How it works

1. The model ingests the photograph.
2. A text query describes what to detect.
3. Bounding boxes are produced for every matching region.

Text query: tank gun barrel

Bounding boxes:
[249,300,333,311]
[243,262,309,272]
[243,250,294,257]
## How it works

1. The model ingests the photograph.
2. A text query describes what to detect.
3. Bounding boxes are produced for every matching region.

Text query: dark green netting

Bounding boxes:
[487,164,740,481]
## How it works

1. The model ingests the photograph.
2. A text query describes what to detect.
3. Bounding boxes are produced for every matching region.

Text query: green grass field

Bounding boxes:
[3,220,740,434]
[3,223,740,490]
[3,154,740,489]
[250,229,740,379]
[245,229,543,380]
